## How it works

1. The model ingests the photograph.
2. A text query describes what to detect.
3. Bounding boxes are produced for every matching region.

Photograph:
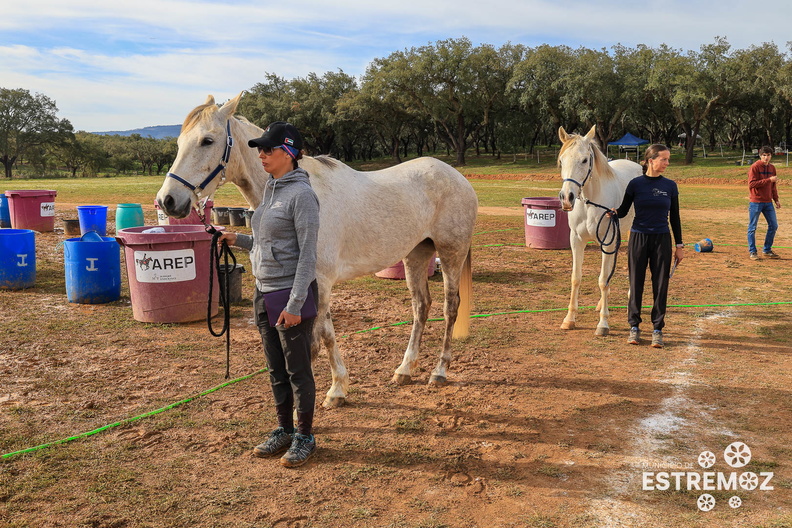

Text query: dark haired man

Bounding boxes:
[747,146,781,260]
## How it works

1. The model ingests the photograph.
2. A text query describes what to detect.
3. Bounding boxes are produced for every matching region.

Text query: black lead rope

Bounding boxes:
[585,199,621,286]
[207,227,237,379]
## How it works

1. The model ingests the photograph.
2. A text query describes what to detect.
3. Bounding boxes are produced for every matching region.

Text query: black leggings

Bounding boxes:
[253,282,318,434]
[627,232,672,331]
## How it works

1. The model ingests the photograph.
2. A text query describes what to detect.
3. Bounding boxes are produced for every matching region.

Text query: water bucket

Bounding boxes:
[212,207,230,225]
[63,234,121,303]
[694,238,713,252]
[116,225,221,323]
[521,197,570,250]
[0,194,11,228]
[244,209,254,227]
[228,207,247,227]
[155,199,214,226]
[375,256,437,280]
[0,229,36,290]
[218,264,245,304]
[115,203,145,231]
[4,190,57,232]
[63,219,81,235]
[77,205,108,236]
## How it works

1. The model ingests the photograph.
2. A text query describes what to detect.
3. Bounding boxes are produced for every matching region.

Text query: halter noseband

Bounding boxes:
[166,120,233,199]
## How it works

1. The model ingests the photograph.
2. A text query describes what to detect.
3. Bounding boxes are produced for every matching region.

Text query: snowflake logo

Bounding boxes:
[724,442,752,468]
[698,450,716,469]
[697,493,716,512]
[728,496,742,509]
[739,472,759,490]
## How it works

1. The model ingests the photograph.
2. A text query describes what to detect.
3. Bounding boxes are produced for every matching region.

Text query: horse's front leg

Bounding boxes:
[561,234,586,330]
[594,250,618,336]
[313,282,348,409]
[393,255,432,386]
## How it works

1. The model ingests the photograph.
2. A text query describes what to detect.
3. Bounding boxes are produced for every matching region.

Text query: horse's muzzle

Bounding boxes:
[157,194,192,219]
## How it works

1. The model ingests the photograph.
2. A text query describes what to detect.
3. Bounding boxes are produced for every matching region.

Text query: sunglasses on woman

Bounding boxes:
[256,145,285,155]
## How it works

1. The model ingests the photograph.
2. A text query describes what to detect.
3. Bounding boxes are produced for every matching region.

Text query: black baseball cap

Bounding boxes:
[248,121,304,150]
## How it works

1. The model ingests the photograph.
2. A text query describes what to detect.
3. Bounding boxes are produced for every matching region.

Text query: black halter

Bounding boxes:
[166,120,233,199]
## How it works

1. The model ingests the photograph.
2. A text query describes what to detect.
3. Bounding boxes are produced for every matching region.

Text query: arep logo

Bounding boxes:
[642,441,774,512]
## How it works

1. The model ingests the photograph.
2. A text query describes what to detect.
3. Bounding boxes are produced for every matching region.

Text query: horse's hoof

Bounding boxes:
[560,321,575,330]
[392,374,412,386]
[322,396,346,409]
[595,327,609,336]
[428,375,448,386]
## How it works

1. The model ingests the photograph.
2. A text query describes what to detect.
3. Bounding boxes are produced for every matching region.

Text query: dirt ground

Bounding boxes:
[1,188,791,528]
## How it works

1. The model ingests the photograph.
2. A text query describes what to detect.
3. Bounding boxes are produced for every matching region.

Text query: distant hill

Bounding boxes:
[92,125,181,139]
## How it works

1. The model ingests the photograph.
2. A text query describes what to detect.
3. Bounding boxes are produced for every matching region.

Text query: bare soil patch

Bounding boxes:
[1,192,791,527]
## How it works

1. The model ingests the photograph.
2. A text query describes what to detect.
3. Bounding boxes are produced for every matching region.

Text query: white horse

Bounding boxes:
[156,93,477,407]
[557,126,641,336]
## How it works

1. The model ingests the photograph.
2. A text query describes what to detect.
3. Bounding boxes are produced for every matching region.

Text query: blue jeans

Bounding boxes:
[747,202,778,254]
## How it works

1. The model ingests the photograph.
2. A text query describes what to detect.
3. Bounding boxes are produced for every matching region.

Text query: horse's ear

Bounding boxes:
[558,126,569,143]
[219,92,244,118]
[204,95,216,105]
[585,125,596,140]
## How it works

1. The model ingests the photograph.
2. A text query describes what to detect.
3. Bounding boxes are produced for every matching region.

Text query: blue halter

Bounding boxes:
[166,120,233,198]
[561,152,594,191]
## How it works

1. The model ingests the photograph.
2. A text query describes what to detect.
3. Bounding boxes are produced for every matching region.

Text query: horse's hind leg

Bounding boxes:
[313,279,349,408]
[427,246,468,386]
[392,242,434,386]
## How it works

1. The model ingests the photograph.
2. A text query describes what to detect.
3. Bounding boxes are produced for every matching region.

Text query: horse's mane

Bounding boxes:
[181,102,218,133]
[311,155,341,168]
[558,134,615,180]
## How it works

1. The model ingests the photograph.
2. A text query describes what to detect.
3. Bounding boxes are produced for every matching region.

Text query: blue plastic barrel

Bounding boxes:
[77,205,108,236]
[63,234,121,303]
[115,203,145,231]
[0,229,36,289]
[0,194,11,228]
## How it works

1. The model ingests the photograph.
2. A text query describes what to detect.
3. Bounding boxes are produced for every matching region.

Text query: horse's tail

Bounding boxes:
[452,248,472,339]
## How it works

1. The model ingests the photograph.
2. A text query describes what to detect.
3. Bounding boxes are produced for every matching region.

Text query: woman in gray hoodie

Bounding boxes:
[218,122,320,468]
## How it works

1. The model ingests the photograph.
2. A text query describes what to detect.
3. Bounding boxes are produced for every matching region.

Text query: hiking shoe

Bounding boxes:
[749,252,759,260]
[763,250,780,259]
[252,427,293,458]
[280,433,316,468]
[651,330,664,349]
[628,327,640,345]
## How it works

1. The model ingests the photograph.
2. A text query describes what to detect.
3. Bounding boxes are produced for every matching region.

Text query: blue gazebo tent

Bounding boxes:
[608,133,649,160]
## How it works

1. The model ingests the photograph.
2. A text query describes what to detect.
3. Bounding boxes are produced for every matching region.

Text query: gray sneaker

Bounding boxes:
[651,330,664,348]
[750,252,759,260]
[280,433,316,468]
[628,327,640,345]
[252,427,293,458]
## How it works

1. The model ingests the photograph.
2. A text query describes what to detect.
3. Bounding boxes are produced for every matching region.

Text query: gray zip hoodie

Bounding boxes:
[235,168,319,315]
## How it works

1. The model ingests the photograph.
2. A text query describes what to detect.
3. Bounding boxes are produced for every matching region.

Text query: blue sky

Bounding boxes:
[2,0,790,132]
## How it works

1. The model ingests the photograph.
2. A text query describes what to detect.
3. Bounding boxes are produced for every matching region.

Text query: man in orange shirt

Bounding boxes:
[747,146,781,259]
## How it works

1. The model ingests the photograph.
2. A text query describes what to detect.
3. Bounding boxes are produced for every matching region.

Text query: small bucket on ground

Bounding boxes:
[0,229,36,289]
[115,203,145,232]
[228,207,247,226]
[116,225,221,323]
[63,219,81,236]
[218,264,246,304]
[694,238,713,252]
[63,233,121,303]
[521,197,570,250]
[244,209,254,227]
[212,207,230,225]
[0,194,11,228]
[77,205,108,236]
[4,190,57,232]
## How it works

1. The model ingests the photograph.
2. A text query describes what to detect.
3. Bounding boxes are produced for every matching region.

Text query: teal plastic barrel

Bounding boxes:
[0,229,36,289]
[115,203,145,231]
[63,234,121,303]
[77,205,108,236]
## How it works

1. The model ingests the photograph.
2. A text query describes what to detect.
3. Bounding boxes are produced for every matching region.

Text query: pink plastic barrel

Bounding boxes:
[4,190,57,232]
[521,197,570,250]
[375,257,437,280]
[155,199,213,226]
[116,225,221,323]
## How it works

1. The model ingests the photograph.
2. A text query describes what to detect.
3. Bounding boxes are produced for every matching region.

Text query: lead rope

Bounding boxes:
[585,199,621,286]
[202,209,236,379]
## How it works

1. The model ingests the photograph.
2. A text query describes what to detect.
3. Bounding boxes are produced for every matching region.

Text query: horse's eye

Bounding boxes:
[582,158,588,164]
[201,137,214,146]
